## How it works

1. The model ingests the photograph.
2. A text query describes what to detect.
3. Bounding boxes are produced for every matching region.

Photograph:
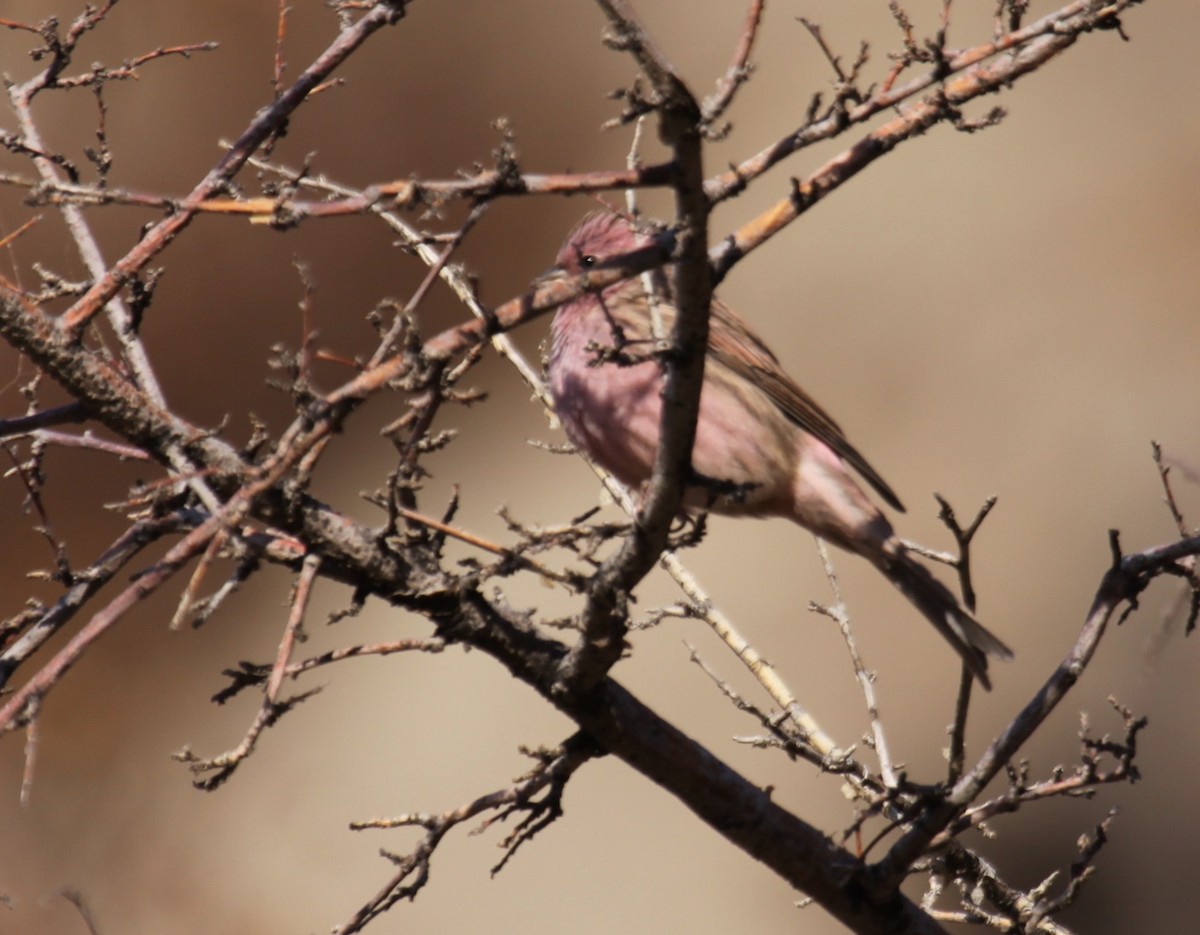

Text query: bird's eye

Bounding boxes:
[580,254,596,268]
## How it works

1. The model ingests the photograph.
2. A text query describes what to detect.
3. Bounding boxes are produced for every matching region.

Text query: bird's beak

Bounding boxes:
[532,264,567,289]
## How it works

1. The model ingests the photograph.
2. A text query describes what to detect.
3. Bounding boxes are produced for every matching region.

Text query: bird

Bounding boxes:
[540,210,1012,688]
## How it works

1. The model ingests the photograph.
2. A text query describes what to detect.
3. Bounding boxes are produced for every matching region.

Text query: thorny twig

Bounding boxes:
[1151,441,1199,636]
[174,555,325,790]
[931,698,1144,846]
[699,0,765,136]
[336,734,601,934]
[869,526,1197,900]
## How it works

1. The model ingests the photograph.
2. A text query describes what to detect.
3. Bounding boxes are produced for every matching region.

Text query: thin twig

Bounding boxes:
[57,2,411,338]
[870,526,1200,896]
[393,505,579,587]
[946,664,972,783]
[369,202,488,368]
[0,513,193,688]
[1152,440,1191,538]
[811,537,897,788]
[0,403,87,439]
[337,733,600,934]
[20,716,38,807]
[700,0,765,130]
[0,513,226,734]
[178,554,323,790]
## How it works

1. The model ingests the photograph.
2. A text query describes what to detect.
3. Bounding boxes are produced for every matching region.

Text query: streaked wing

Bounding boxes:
[707,298,906,512]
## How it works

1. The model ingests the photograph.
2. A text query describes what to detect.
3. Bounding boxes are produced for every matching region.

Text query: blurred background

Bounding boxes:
[1,1,1197,932]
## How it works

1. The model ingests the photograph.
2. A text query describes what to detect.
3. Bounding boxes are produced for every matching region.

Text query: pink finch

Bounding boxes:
[542,210,1012,688]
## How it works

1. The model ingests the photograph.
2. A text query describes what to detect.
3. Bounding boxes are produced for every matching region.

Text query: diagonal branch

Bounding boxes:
[709,1,1139,282]
[705,0,1142,205]
[869,528,1200,895]
[0,512,192,689]
[57,1,413,338]
[700,0,765,131]
[338,733,602,933]
[2,263,949,935]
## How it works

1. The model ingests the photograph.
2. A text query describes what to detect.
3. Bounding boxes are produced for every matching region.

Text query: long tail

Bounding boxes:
[874,550,1013,690]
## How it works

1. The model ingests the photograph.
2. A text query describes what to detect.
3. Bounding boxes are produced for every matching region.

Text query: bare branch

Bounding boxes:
[57,1,413,338]
[176,554,324,790]
[810,537,898,788]
[0,512,192,690]
[871,528,1200,894]
[337,734,602,934]
[555,0,712,692]
[700,0,765,133]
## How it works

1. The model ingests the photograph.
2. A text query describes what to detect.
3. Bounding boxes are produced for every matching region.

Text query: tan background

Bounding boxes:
[1,2,1198,933]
